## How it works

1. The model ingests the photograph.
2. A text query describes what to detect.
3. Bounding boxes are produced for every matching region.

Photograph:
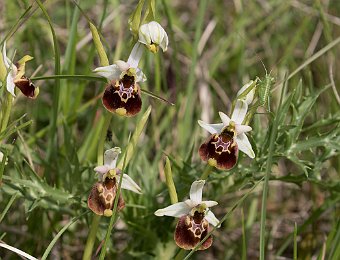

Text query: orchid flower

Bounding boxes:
[138,21,169,53]
[155,180,219,250]
[94,43,146,116]
[88,147,142,217]
[1,42,38,98]
[198,99,255,170]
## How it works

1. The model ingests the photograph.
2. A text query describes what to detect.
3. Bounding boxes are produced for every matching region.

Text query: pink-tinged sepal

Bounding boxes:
[102,74,142,117]
[199,130,238,170]
[174,212,212,250]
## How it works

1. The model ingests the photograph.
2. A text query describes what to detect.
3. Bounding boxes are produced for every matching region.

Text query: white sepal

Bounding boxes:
[135,67,147,82]
[6,73,16,97]
[218,112,231,126]
[235,124,252,134]
[231,99,248,124]
[198,120,224,135]
[236,133,255,158]
[154,202,192,217]
[127,43,144,68]
[93,64,122,81]
[205,210,220,227]
[103,147,121,170]
[201,200,218,208]
[189,180,205,205]
[121,174,142,194]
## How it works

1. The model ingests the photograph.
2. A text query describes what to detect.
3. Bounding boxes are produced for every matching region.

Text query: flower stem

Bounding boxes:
[200,165,213,180]
[0,93,13,133]
[82,113,111,260]
[82,214,100,260]
[164,156,178,204]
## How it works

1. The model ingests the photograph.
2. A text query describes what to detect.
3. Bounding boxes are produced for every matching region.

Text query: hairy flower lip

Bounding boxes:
[101,76,142,117]
[174,215,212,250]
[199,133,238,170]
[198,99,255,163]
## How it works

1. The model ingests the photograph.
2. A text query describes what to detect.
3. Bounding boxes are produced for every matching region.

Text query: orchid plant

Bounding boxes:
[198,85,256,170]
[94,21,168,117]
[1,42,38,98]
[87,147,142,217]
[155,180,219,250]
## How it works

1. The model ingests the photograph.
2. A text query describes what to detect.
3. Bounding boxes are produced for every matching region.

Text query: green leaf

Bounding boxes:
[128,0,145,37]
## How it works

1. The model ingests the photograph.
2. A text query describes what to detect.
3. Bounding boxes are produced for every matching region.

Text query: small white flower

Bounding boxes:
[198,99,255,159]
[2,41,18,97]
[0,151,4,162]
[155,180,220,227]
[94,43,146,83]
[138,21,169,53]
[237,80,256,105]
[94,147,142,194]
[1,41,37,98]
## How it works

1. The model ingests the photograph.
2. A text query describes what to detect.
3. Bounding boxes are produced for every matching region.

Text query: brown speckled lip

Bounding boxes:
[199,130,238,170]
[87,177,125,216]
[102,74,142,117]
[14,76,37,98]
[174,212,213,250]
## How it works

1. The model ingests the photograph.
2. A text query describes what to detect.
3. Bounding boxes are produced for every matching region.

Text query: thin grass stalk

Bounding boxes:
[34,0,61,163]
[178,0,208,153]
[259,75,288,260]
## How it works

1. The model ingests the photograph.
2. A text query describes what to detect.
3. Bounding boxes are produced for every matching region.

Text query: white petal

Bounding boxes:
[2,41,10,69]
[205,210,220,227]
[121,174,142,194]
[198,120,223,134]
[236,133,255,158]
[138,24,152,45]
[218,112,231,126]
[94,165,109,174]
[235,124,252,134]
[6,73,16,97]
[135,67,147,82]
[201,200,218,208]
[115,60,130,71]
[189,180,205,205]
[154,202,192,217]
[103,147,121,169]
[148,22,161,45]
[127,43,144,68]
[237,80,255,105]
[160,30,169,52]
[231,99,248,124]
[94,64,122,81]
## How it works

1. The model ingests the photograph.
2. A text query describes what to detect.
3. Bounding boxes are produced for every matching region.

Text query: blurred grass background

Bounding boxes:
[0,0,340,259]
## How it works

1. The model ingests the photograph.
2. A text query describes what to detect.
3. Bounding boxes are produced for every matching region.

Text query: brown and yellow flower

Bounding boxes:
[94,44,146,117]
[198,99,255,170]
[88,147,142,217]
[155,180,220,250]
